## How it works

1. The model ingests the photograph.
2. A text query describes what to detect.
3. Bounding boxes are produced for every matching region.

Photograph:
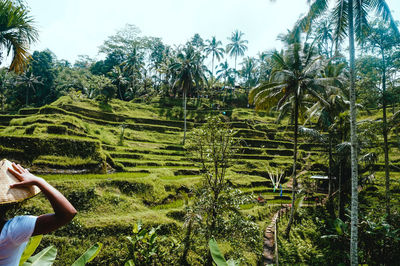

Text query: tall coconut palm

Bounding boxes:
[363,20,399,218]
[0,0,38,73]
[122,46,144,99]
[240,56,258,89]
[226,30,248,70]
[170,45,207,145]
[16,71,42,106]
[204,36,224,78]
[302,1,399,264]
[216,61,235,103]
[306,62,348,197]
[109,66,128,100]
[249,33,329,238]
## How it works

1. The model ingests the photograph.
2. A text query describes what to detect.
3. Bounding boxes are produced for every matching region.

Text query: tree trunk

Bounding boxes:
[180,220,193,266]
[118,84,123,100]
[285,91,298,238]
[328,133,333,198]
[338,160,344,220]
[381,48,390,217]
[26,87,29,106]
[348,1,359,265]
[182,90,187,145]
[212,54,215,78]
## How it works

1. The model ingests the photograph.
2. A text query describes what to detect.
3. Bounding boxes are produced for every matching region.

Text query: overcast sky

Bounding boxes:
[23,0,400,65]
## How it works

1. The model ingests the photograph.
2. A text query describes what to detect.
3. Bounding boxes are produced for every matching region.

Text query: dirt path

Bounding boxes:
[262,204,291,265]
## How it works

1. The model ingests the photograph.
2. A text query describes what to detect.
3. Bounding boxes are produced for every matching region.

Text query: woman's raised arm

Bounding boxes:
[8,163,77,236]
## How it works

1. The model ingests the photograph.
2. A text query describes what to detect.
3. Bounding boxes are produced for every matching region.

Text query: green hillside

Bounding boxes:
[1,95,399,264]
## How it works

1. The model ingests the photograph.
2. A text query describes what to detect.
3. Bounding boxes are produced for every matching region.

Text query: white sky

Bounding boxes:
[20,0,400,66]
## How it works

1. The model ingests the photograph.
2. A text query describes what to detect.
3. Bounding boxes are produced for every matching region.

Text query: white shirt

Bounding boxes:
[0,216,37,266]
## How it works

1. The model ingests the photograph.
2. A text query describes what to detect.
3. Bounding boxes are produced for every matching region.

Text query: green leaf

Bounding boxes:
[133,220,142,234]
[19,235,43,266]
[22,245,57,266]
[124,259,135,266]
[334,218,346,235]
[209,238,228,266]
[227,259,240,266]
[71,243,102,266]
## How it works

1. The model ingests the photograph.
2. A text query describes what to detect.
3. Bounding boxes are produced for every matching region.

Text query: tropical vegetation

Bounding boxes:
[0,0,399,264]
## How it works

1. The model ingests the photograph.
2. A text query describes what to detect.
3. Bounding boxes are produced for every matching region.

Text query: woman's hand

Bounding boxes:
[7,162,77,235]
[8,163,43,188]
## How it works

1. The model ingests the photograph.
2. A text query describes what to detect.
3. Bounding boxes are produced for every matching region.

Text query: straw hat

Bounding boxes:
[0,159,40,205]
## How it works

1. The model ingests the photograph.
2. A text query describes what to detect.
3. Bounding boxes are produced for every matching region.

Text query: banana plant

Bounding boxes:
[19,235,102,266]
[208,238,240,266]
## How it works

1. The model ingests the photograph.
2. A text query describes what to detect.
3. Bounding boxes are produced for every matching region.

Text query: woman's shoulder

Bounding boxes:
[7,216,37,228]
[1,215,37,244]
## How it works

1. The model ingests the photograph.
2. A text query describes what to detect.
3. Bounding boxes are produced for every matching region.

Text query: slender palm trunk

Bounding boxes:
[26,87,29,106]
[118,84,123,100]
[348,1,359,264]
[381,48,390,217]
[183,89,187,145]
[338,160,344,220]
[211,54,215,78]
[285,92,299,238]
[180,220,193,265]
[328,133,333,197]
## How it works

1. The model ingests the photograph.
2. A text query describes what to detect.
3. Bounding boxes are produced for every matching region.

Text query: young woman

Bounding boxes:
[0,162,77,265]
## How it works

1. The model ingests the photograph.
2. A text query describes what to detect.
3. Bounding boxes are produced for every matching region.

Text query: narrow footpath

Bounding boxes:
[262,204,291,265]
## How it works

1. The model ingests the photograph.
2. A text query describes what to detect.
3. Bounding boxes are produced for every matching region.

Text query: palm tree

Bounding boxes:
[216,61,235,103]
[226,30,248,71]
[249,33,329,238]
[170,45,207,145]
[0,0,38,73]
[240,56,258,89]
[204,36,224,78]
[363,20,399,218]
[302,1,399,264]
[109,66,128,100]
[306,62,348,197]
[122,46,144,99]
[16,71,42,106]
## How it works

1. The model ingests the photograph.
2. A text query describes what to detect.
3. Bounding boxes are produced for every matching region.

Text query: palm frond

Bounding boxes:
[354,0,370,42]
[332,0,349,50]
[371,0,400,37]
[301,0,330,32]
[299,126,327,142]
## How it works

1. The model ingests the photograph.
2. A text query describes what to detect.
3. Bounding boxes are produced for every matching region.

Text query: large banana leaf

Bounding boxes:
[209,238,228,266]
[19,235,43,266]
[71,243,103,266]
[124,260,135,266]
[209,238,240,266]
[22,245,57,266]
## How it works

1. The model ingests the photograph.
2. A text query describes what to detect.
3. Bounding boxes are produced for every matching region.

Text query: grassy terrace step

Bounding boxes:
[240,138,294,149]
[58,103,195,129]
[238,185,292,194]
[0,135,103,162]
[32,155,100,169]
[110,152,184,161]
[0,115,27,126]
[234,129,266,139]
[124,167,201,175]
[21,106,184,133]
[103,145,184,156]
[239,138,325,151]
[116,159,196,167]
[159,174,201,180]
[42,172,149,181]
[235,148,295,157]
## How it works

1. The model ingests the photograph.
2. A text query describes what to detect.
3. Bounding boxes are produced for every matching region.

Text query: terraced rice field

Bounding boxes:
[0,96,398,263]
